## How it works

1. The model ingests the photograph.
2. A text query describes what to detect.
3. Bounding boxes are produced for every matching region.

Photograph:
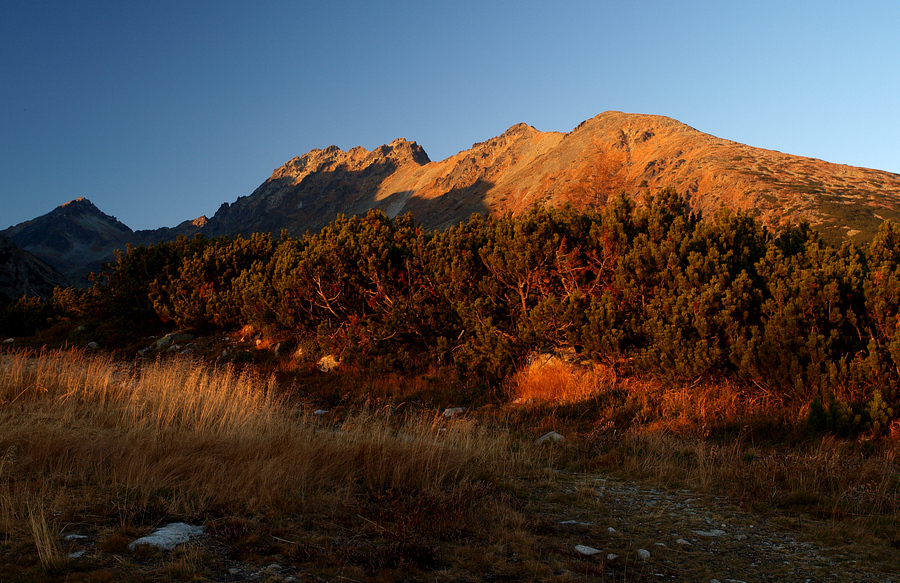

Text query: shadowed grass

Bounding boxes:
[0,349,529,580]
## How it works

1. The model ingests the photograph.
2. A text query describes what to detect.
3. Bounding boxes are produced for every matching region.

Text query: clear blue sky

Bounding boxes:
[2,1,898,231]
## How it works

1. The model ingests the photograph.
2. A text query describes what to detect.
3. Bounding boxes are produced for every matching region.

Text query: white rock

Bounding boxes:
[129,522,205,551]
[314,409,329,415]
[575,544,601,556]
[607,527,616,533]
[69,550,86,559]
[64,534,87,541]
[87,342,99,349]
[606,553,619,561]
[443,407,466,418]
[693,529,726,537]
[637,548,651,561]
[3,338,14,344]
[536,431,564,444]
[676,538,692,546]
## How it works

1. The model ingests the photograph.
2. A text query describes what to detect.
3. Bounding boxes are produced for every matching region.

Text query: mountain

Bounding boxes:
[6,111,900,287]
[203,111,900,243]
[1,197,134,284]
[0,235,66,303]
[1,197,203,285]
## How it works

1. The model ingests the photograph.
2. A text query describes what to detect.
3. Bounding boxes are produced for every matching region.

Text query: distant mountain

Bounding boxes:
[7,111,900,287]
[1,197,204,285]
[202,111,900,243]
[0,235,65,303]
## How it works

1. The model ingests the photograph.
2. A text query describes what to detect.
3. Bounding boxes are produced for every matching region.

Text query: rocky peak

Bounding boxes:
[502,122,538,137]
[1,199,136,283]
[383,138,430,165]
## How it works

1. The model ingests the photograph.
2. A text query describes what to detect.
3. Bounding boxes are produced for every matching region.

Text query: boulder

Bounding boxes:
[575,544,601,556]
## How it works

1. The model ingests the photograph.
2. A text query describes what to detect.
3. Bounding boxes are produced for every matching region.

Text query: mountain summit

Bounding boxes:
[2,198,135,281]
[1,197,202,283]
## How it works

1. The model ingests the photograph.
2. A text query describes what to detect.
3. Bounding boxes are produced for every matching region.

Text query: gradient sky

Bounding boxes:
[2,1,898,231]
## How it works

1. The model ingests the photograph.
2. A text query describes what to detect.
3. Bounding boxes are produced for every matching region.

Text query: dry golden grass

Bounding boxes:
[510,355,783,433]
[511,356,618,405]
[1,350,518,510]
[3,347,899,580]
[0,349,528,580]
[27,499,69,573]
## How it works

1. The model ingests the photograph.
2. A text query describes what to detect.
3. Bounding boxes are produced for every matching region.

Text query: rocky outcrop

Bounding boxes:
[201,138,432,237]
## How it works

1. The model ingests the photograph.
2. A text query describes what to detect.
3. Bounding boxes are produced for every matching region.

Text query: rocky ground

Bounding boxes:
[56,470,897,582]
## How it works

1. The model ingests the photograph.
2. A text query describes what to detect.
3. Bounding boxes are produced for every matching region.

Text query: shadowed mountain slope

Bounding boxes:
[1,198,204,285]
[0,235,66,302]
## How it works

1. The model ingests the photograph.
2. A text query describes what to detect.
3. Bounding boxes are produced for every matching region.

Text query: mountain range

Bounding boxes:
[4,111,900,297]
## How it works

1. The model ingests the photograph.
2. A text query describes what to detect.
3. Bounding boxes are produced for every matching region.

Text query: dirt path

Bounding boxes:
[530,471,897,582]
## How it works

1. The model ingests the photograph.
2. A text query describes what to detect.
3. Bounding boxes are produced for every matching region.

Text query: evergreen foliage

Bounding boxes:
[10,189,900,435]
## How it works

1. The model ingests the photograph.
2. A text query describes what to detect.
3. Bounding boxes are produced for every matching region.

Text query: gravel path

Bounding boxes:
[537,471,897,582]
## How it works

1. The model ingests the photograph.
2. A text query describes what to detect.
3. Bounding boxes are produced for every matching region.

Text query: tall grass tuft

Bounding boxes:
[0,349,519,523]
[510,357,617,404]
[27,499,69,572]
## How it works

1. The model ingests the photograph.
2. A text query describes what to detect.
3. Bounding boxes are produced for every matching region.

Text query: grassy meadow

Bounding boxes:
[1,347,900,581]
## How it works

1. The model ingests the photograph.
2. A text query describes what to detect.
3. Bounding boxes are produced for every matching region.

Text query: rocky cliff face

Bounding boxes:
[202,111,900,243]
[202,138,432,236]
[0,235,65,302]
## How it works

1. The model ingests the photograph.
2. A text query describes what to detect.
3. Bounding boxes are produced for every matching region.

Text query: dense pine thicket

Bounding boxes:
[5,188,900,433]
